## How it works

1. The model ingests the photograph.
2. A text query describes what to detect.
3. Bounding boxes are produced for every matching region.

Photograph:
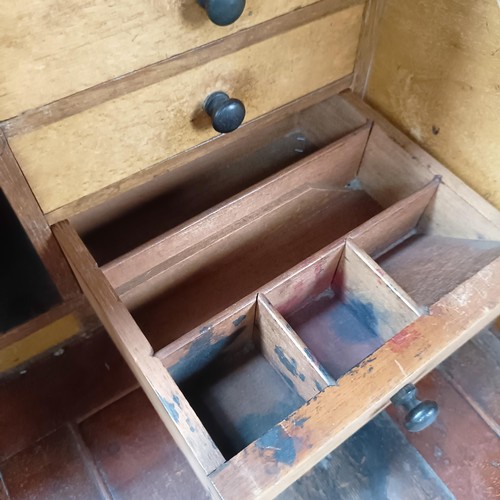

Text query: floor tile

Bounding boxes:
[281,412,453,499]
[80,389,208,500]
[0,330,135,462]
[440,330,500,435]
[0,426,105,500]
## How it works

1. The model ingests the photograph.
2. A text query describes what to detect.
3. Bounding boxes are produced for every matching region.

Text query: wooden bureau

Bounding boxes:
[1,0,499,498]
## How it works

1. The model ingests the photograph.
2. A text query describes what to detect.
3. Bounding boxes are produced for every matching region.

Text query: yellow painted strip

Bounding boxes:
[0,315,80,372]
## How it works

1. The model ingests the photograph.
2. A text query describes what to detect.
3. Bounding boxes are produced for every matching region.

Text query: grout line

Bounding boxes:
[76,383,140,424]
[438,367,500,438]
[68,423,113,500]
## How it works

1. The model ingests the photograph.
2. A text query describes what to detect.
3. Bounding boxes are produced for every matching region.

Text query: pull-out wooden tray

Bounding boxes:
[53,92,500,499]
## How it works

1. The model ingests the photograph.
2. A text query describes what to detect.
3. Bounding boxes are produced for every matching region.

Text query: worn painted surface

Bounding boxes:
[367,0,500,209]
[180,343,304,459]
[0,315,80,372]
[286,288,384,379]
[168,325,246,383]
[274,346,306,383]
[280,413,454,499]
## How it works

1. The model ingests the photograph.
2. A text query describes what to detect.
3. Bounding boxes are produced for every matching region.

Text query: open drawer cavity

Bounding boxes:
[54,93,500,499]
[268,241,422,380]
[162,296,331,460]
[71,95,367,266]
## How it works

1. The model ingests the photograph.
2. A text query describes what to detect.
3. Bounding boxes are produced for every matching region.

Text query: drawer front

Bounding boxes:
[0,0,326,120]
[9,4,364,217]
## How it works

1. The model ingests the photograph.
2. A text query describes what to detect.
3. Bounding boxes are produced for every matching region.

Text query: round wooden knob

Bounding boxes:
[197,0,246,26]
[204,91,245,134]
[391,384,439,432]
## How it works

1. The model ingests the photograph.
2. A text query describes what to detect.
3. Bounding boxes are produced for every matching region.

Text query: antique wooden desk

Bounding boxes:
[1,1,499,497]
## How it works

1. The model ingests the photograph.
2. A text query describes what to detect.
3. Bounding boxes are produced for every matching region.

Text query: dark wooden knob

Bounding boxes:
[204,91,245,134]
[391,384,439,432]
[197,0,246,26]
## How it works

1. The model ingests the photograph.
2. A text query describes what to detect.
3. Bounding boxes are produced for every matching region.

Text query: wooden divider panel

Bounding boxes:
[103,124,370,292]
[337,241,423,341]
[256,294,334,400]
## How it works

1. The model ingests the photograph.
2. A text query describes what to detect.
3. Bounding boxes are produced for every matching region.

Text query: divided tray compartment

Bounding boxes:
[54,93,500,498]
[160,296,332,460]
[267,240,423,380]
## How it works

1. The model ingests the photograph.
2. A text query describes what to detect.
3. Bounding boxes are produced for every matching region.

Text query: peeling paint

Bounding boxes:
[169,327,245,382]
[388,326,421,353]
[159,396,180,424]
[274,345,306,383]
[256,426,297,466]
[293,417,309,428]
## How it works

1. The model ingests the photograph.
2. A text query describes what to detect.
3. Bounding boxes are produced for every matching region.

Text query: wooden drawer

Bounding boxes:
[8,3,364,220]
[52,91,500,498]
[0,0,332,120]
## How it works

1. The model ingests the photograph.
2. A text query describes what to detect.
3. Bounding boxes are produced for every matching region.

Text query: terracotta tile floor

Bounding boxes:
[1,328,498,499]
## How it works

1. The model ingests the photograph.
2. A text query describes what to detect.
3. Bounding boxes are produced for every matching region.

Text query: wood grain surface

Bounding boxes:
[52,221,225,491]
[366,0,500,209]
[342,91,500,240]
[0,0,328,121]
[9,6,364,216]
[210,256,500,498]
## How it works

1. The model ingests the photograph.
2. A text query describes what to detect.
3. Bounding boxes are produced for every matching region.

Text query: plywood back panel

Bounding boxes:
[366,0,500,209]
[9,5,364,217]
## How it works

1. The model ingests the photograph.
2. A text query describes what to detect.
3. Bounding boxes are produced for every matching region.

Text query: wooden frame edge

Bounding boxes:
[210,256,500,498]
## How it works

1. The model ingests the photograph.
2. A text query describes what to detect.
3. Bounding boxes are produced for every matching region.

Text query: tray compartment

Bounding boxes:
[162,295,330,460]
[373,234,500,308]
[72,95,366,266]
[99,125,392,351]
[271,241,421,379]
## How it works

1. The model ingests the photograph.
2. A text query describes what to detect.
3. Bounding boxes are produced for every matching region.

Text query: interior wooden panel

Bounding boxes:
[9,5,364,216]
[0,0,330,121]
[102,125,370,292]
[349,177,439,257]
[256,294,333,400]
[338,241,422,340]
[366,0,500,209]
[72,95,367,265]
[376,235,500,308]
[357,123,500,241]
